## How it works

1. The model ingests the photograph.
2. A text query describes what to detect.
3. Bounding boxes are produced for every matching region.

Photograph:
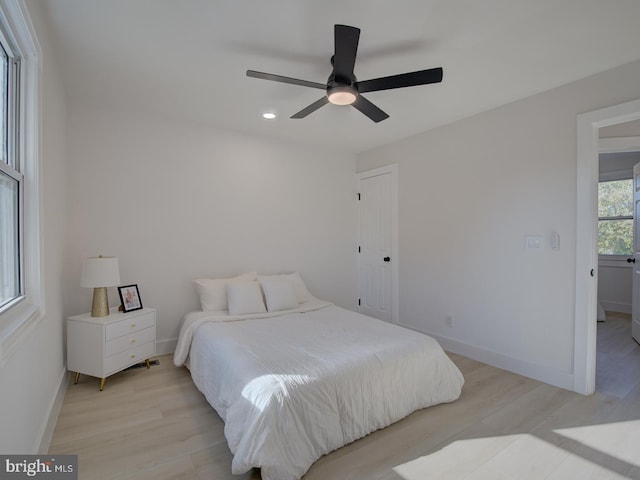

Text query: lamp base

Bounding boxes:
[91,287,110,317]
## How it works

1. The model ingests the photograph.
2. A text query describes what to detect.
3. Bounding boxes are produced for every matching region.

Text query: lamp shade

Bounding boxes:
[80,256,120,288]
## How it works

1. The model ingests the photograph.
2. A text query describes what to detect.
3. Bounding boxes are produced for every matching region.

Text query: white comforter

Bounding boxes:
[174,302,464,480]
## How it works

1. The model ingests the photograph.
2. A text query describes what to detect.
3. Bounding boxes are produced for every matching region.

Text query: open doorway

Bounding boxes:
[575,99,640,395]
[596,126,640,396]
[597,134,640,317]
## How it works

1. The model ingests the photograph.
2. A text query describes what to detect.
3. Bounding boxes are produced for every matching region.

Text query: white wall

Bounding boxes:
[598,264,631,314]
[357,59,640,390]
[0,0,69,453]
[64,106,357,351]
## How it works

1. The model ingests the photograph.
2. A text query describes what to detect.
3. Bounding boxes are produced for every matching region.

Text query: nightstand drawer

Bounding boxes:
[105,326,155,357]
[106,312,155,340]
[104,341,155,376]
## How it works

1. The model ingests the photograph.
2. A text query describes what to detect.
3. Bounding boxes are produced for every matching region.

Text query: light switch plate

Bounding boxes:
[525,235,544,249]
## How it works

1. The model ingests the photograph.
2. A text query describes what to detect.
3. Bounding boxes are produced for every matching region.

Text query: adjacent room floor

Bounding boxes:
[49,314,640,479]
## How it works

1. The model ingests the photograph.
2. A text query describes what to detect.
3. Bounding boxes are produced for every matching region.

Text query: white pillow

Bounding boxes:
[260,278,298,312]
[193,271,257,311]
[227,281,267,315]
[257,272,313,304]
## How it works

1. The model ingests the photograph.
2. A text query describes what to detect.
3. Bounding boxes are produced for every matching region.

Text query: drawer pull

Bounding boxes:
[130,354,136,359]
[130,338,136,343]
[130,323,136,328]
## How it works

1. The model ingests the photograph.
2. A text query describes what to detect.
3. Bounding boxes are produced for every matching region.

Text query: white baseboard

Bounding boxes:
[599,301,632,314]
[37,367,69,454]
[400,323,575,393]
[155,338,177,356]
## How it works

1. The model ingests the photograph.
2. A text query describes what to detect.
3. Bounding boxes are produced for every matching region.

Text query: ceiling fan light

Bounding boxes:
[327,86,357,105]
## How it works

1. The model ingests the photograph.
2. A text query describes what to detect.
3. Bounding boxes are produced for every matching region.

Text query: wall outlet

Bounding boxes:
[445,315,454,327]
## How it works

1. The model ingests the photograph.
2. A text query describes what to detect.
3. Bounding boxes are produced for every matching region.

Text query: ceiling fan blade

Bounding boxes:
[352,95,389,123]
[291,97,330,119]
[246,70,326,90]
[333,25,360,82]
[358,67,443,93]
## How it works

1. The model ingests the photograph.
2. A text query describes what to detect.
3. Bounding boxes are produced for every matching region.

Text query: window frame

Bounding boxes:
[0,22,23,314]
[0,161,24,311]
[0,0,42,366]
[597,173,634,265]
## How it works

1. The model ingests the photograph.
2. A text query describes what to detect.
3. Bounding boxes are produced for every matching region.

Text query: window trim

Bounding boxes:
[0,0,42,366]
[598,253,632,269]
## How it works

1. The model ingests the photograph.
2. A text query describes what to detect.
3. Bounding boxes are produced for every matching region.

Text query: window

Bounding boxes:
[598,179,633,256]
[0,31,22,311]
[0,0,41,366]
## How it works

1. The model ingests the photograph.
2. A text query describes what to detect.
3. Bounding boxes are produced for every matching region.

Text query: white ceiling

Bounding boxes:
[41,0,640,154]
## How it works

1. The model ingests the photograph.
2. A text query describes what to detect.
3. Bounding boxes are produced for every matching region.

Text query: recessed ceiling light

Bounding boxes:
[262,112,276,119]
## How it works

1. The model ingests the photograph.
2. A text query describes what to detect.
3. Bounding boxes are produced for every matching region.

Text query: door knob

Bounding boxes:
[627,257,636,263]
[383,257,391,262]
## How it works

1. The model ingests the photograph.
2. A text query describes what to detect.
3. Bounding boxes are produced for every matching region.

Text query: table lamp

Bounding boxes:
[80,255,121,317]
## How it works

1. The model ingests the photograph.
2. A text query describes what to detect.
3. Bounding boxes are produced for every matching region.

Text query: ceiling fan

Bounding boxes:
[246,24,443,123]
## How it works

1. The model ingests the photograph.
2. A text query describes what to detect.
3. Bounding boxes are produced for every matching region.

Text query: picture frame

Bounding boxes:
[118,284,143,312]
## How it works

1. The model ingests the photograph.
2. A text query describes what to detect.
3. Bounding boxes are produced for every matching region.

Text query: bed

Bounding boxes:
[174,272,464,480]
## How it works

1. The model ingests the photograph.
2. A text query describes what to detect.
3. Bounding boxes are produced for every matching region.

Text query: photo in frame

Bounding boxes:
[118,284,143,312]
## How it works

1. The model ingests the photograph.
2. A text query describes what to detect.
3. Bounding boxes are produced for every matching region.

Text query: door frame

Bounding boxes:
[356,164,399,324]
[575,98,640,395]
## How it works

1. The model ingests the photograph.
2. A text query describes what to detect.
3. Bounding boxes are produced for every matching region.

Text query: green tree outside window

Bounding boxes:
[598,179,633,256]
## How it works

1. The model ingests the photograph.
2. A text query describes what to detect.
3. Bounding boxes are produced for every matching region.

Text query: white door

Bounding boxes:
[632,162,640,344]
[357,166,397,323]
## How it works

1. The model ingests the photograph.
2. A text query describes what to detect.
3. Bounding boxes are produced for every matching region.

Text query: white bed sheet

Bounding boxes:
[175,303,464,480]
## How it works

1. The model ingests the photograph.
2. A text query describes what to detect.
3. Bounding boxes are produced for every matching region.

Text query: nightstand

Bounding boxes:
[67,308,156,390]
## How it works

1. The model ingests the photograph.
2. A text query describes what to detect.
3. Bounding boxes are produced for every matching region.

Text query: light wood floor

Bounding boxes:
[49,314,640,479]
